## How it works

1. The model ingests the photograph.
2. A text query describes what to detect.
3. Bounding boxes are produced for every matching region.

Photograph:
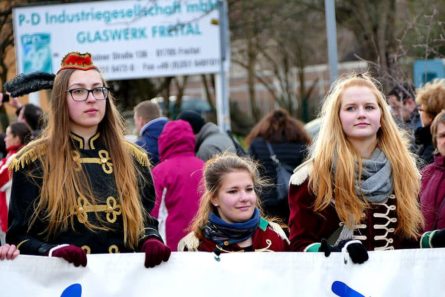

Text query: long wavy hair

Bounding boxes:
[309,73,423,238]
[28,68,145,248]
[245,108,311,145]
[190,153,267,238]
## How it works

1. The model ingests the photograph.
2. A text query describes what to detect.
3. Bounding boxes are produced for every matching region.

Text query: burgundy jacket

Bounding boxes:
[178,219,289,252]
[420,154,445,231]
[288,162,417,251]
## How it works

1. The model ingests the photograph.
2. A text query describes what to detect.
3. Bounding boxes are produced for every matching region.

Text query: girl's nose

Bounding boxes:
[357,106,366,117]
[85,91,97,102]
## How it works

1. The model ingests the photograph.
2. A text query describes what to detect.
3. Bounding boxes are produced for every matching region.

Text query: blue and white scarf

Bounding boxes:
[202,208,260,246]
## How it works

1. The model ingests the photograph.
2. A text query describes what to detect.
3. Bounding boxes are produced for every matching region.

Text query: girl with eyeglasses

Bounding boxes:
[6,52,170,268]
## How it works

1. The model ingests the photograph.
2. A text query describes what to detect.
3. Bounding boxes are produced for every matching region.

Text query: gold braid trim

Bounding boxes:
[124,141,151,168]
[9,141,47,172]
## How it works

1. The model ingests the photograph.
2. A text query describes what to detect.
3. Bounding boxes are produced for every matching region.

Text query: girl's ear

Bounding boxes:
[210,196,219,207]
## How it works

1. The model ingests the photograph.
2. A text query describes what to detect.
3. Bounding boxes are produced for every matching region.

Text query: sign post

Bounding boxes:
[215,0,231,132]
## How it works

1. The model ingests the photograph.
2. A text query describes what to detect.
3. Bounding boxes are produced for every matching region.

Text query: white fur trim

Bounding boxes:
[48,244,69,257]
[268,221,290,244]
[290,159,313,186]
[177,232,200,251]
[341,239,362,253]
[157,187,168,244]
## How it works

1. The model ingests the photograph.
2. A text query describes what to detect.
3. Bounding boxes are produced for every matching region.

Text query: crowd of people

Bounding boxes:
[0,51,445,268]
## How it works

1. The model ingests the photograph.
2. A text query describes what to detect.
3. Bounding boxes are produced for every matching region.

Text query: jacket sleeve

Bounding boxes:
[6,164,56,255]
[288,179,341,251]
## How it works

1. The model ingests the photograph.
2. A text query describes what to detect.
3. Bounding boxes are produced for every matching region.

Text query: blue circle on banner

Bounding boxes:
[60,283,82,297]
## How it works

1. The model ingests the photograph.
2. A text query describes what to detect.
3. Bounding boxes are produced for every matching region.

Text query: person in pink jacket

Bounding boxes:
[151,120,205,250]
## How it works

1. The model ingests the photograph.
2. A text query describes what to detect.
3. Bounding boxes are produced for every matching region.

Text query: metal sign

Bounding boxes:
[13,0,222,80]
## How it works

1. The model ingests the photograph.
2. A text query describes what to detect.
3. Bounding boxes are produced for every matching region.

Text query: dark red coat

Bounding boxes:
[420,154,445,231]
[179,219,289,252]
[288,163,417,251]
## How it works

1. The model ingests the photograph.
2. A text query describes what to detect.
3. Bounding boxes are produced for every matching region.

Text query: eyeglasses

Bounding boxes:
[67,87,109,101]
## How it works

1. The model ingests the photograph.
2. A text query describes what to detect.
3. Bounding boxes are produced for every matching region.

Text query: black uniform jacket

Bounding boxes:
[6,132,161,255]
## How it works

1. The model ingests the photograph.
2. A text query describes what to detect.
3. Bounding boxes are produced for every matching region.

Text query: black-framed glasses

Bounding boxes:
[67,87,109,101]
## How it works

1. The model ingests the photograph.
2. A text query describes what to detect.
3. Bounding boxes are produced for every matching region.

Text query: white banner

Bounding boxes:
[12,0,222,79]
[1,249,444,296]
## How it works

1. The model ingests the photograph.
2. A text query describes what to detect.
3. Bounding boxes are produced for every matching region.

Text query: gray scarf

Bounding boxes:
[356,148,393,203]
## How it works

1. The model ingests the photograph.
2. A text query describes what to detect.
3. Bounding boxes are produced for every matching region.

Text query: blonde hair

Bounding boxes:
[190,153,267,238]
[309,73,423,238]
[27,68,146,248]
[416,79,445,118]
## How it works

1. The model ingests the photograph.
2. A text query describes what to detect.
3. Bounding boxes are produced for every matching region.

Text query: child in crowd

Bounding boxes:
[178,153,289,253]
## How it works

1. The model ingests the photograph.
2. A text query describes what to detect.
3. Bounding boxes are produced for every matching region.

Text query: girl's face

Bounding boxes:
[4,127,21,149]
[436,122,445,157]
[339,86,382,145]
[67,70,107,136]
[212,170,257,224]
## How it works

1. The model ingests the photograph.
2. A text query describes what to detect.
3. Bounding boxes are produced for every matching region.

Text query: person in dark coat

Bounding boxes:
[134,100,168,166]
[387,83,421,137]
[6,52,170,268]
[177,110,236,161]
[245,109,311,224]
[415,79,445,168]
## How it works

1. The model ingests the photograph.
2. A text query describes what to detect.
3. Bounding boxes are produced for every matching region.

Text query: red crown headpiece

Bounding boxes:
[57,52,97,73]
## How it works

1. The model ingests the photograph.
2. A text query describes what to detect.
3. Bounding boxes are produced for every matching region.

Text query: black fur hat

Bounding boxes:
[4,71,55,97]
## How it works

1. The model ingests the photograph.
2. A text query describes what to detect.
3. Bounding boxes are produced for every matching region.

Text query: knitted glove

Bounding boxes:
[141,237,171,268]
[319,239,369,264]
[49,244,87,267]
[343,240,369,264]
[421,229,445,248]
[431,229,445,247]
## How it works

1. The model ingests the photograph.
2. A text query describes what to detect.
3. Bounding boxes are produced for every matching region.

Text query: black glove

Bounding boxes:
[319,239,369,264]
[431,229,445,248]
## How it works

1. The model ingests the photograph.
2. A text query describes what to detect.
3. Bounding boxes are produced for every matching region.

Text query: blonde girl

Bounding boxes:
[288,73,423,263]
